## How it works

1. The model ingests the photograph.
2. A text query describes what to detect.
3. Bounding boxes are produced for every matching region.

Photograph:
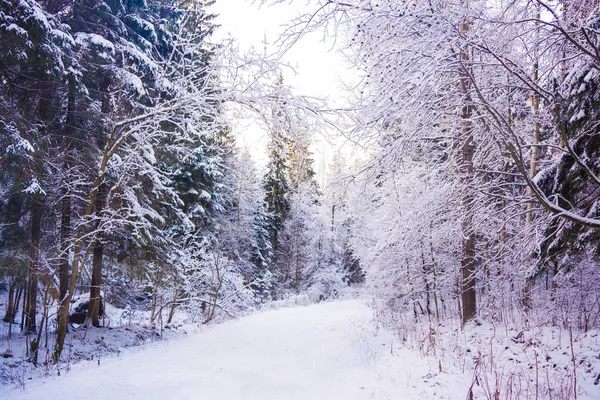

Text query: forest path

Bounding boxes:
[4,300,468,399]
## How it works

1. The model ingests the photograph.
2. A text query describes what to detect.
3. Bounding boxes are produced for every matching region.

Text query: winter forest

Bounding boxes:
[2,0,600,398]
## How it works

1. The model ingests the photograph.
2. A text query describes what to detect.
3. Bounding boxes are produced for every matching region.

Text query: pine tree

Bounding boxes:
[47,0,223,358]
[278,132,322,290]
[263,121,291,262]
[0,0,74,335]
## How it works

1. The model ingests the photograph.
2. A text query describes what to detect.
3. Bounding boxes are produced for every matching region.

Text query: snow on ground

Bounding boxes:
[373,304,600,400]
[1,300,470,400]
[0,297,197,389]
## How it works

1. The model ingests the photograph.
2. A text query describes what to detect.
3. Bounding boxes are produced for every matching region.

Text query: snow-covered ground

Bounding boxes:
[5,299,599,399]
[0,297,199,389]
[2,300,470,399]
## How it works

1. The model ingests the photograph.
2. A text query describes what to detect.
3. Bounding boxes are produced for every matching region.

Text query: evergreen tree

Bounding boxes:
[0,0,74,336]
[262,120,291,261]
[278,132,322,291]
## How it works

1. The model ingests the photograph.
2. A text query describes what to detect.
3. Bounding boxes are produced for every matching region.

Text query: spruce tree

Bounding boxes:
[263,125,291,261]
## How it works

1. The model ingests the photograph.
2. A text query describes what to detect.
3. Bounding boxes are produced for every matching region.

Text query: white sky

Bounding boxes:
[209,0,361,184]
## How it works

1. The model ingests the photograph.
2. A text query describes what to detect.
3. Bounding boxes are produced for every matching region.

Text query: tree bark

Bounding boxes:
[459,17,477,326]
[421,244,432,318]
[525,5,541,225]
[57,77,75,332]
[55,76,112,361]
[32,287,50,366]
[167,289,178,324]
[86,182,106,327]
[406,261,418,322]
[295,239,300,289]
[20,283,27,331]
[57,188,71,331]
[87,241,103,327]
[2,283,16,323]
[83,75,111,329]
[330,204,335,264]
[15,286,23,321]
[25,197,42,333]
[523,4,541,310]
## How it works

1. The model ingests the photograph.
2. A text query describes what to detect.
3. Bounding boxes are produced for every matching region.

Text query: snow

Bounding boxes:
[122,42,158,76]
[5,133,34,155]
[22,178,45,196]
[51,28,75,48]
[6,23,28,38]
[125,15,157,43]
[114,69,146,96]
[570,108,586,123]
[74,33,115,55]
[2,300,470,399]
[24,2,51,32]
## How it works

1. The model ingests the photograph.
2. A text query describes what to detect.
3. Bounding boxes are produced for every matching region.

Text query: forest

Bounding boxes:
[1,0,600,398]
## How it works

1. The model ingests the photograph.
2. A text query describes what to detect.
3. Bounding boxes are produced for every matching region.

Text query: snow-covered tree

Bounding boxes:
[263,0,600,329]
[262,119,292,262]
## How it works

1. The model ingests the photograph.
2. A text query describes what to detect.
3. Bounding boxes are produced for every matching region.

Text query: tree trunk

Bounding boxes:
[86,183,106,327]
[461,229,476,325]
[236,182,242,253]
[85,75,111,329]
[32,287,50,367]
[15,286,22,319]
[523,5,541,311]
[330,204,335,264]
[57,77,76,331]
[55,76,111,361]
[87,241,103,327]
[459,17,477,326]
[429,224,440,322]
[57,191,71,332]
[55,177,100,360]
[295,252,300,289]
[421,245,431,318]
[25,197,42,333]
[8,285,24,337]
[20,283,26,331]
[167,290,178,324]
[25,72,53,334]
[406,261,418,322]
[3,283,15,323]
[8,286,19,337]
[433,265,440,323]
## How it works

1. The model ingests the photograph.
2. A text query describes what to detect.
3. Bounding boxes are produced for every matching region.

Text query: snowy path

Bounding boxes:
[2,300,468,400]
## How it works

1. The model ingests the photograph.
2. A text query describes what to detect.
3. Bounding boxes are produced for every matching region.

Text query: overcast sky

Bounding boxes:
[209,0,358,182]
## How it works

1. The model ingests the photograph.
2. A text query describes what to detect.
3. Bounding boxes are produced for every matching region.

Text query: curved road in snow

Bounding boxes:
[3,300,467,400]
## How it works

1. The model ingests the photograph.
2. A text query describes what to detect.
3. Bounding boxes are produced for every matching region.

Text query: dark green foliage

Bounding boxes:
[263,129,291,252]
[0,0,237,341]
[0,1,73,311]
[535,25,600,275]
